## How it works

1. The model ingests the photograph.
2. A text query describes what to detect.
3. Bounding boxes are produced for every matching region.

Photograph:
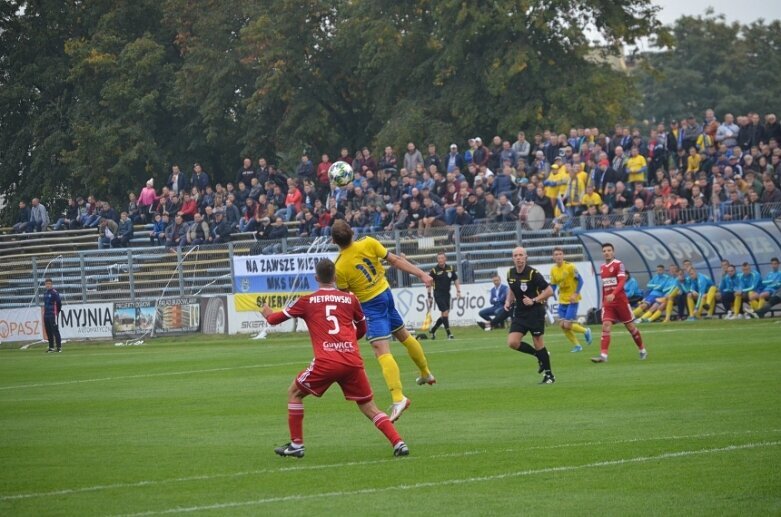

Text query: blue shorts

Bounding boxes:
[361,288,404,342]
[643,290,664,304]
[557,303,579,321]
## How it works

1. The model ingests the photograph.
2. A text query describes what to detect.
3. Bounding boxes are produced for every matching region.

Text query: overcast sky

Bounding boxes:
[652,0,781,25]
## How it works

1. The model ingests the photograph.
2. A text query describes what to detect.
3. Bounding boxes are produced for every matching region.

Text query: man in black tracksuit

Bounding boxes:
[43,278,63,353]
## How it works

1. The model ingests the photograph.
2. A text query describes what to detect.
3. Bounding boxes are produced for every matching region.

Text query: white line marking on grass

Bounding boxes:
[0,342,504,392]
[114,441,781,516]
[0,362,304,391]
[3,429,778,502]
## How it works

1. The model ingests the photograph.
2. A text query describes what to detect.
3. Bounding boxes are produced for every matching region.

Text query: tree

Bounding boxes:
[634,12,781,122]
[0,0,80,215]
[0,0,669,223]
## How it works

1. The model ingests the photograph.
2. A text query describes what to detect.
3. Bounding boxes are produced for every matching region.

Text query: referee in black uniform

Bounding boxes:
[429,251,461,340]
[504,246,556,383]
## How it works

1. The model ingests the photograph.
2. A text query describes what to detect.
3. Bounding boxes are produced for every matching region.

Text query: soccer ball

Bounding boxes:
[577,316,587,325]
[328,161,354,187]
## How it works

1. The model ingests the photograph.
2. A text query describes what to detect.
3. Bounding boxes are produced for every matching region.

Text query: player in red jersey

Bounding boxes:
[591,243,648,363]
[260,258,409,458]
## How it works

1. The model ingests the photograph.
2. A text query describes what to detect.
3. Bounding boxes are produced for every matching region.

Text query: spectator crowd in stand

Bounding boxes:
[9,108,781,248]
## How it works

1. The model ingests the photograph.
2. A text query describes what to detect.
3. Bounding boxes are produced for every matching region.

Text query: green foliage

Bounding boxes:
[0,0,671,222]
[634,13,781,122]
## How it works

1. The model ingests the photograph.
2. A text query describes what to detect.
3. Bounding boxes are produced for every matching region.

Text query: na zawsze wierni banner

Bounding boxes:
[230,253,336,334]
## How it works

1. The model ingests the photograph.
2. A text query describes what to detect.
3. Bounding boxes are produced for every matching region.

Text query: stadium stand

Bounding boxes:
[2,108,780,314]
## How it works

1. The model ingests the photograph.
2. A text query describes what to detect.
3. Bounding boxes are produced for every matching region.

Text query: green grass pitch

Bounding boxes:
[1,320,780,516]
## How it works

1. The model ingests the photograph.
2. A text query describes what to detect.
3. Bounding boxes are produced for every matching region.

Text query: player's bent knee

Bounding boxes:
[287,382,306,401]
[370,340,391,356]
[357,400,380,419]
[392,328,409,341]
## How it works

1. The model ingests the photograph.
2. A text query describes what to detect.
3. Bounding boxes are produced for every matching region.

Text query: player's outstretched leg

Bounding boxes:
[275,382,306,458]
[508,332,544,374]
[560,312,582,352]
[358,400,408,456]
[592,320,612,363]
[563,328,582,352]
[534,339,555,384]
[394,328,435,386]
[377,352,404,401]
[625,321,648,360]
[430,317,442,338]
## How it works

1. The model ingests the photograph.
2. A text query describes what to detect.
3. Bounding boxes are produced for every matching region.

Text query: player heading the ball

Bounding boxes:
[331,219,435,423]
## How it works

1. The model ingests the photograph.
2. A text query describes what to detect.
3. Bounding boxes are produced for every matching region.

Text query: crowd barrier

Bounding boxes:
[0,285,500,344]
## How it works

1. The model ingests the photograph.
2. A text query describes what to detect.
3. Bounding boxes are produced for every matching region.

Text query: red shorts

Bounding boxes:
[601,302,634,324]
[295,359,373,404]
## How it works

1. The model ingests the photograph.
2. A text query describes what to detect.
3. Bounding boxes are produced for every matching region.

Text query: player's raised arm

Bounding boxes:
[386,251,433,288]
[260,298,304,326]
[259,303,289,325]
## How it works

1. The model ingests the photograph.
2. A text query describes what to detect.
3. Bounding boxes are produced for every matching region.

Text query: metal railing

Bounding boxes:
[570,201,781,232]
[0,222,584,309]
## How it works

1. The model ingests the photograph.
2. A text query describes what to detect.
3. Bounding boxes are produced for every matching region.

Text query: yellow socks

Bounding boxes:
[400,335,431,378]
[733,295,742,314]
[633,306,645,317]
[686,295,696,317]
[665,297,675,321]
[377,353,404,403]
[563,329,579,345]
[571,323,587,334]
[706,287,717,316]
[648,310,663,322]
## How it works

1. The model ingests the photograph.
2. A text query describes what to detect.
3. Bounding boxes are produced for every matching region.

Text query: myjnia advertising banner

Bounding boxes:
[55,303,113,340]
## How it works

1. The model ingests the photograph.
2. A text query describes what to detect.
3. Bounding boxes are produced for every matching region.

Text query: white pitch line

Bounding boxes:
[0,342,504,392]
[0,362,303,391]
[2,428,778,503]
[115,441,781,516]
[0,321,774,391]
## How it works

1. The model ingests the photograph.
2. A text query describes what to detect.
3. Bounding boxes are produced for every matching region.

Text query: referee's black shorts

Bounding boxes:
[509,312,545,336]
[434,292,451,312]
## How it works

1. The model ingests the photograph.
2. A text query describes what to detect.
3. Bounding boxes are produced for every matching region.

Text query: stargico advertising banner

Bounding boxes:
[230,252,336,334]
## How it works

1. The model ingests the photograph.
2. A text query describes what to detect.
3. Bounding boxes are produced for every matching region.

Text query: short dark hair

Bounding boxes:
[45,278,53,284]
[771,257,779,263]
[316,258,336,284]
[602,242,614,250]
[437,251,446,257]
[742,262,750,267]
[331,220,354,248]
[552,247,564,254]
